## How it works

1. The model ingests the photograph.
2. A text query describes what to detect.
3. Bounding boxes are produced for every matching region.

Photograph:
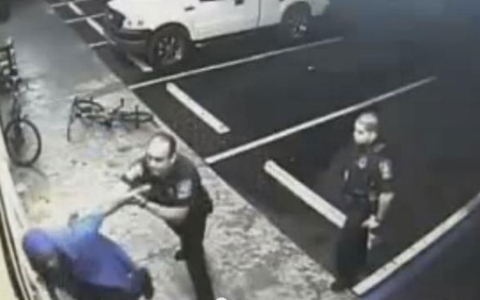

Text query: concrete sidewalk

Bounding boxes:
[0,0,355,299]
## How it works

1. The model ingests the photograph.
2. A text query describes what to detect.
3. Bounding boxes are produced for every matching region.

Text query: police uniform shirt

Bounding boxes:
[343,142,394,199]
[121,155,201,208]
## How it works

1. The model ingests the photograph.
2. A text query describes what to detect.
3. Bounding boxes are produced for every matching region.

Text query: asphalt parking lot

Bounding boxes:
[43,0,480,297]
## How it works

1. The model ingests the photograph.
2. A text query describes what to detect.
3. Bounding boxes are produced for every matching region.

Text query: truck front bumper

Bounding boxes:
[103,14,151,56]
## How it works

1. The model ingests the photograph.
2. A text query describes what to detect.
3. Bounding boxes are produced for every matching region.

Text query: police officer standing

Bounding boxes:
[121,131,215,300]
[331,112,395,292]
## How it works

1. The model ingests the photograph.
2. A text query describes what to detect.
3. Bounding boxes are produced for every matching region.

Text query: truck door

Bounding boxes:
[190,0,260,40]
[258,0,281,27]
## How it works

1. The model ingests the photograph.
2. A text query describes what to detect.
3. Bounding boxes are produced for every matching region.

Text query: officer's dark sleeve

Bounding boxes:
[377,157,394,193]
[120,160,145,188]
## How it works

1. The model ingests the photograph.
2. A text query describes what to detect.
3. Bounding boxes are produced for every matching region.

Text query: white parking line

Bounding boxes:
[129,36,344,91]
[264,160,346,227]
[50,0,91,8]
[86,17,105,37]
[89,41,109,49]
[86,39,151,72]
[353,192,480,295]
[125,54,153,73]
[67,2,84,15]
[205,76,437,165]
[166,83,230,134]
[65,13,104,24]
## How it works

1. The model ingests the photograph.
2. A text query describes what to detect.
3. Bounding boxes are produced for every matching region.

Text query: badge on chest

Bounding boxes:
[357,156,368,169]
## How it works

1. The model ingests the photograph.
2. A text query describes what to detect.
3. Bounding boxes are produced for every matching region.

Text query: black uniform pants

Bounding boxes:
[335,195,371,285]
[170,210,214,300]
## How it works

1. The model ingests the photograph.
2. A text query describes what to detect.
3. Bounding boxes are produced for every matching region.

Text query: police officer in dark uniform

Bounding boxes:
[331,112,394,292]
[121,131,215,300]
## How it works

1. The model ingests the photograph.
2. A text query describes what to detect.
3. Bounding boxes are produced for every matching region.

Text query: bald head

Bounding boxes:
[145,132,178,177]
[147,132,177,158]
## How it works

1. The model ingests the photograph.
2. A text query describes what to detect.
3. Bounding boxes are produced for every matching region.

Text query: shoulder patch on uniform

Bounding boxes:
[176,179,193,200]
[379,159,393,180]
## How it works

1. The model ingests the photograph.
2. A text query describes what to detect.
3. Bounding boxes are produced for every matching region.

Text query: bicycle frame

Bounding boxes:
[7,76,25,122]
[108,98,126,118]
[67,96,155,142]
[73,97,126,124]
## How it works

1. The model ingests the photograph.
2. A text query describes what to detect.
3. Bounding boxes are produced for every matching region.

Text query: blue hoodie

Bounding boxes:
[23,213,142,295]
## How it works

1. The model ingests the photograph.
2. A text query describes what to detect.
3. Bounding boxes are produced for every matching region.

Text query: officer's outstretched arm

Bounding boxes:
[68,184,151,225]
[102,184,152,218]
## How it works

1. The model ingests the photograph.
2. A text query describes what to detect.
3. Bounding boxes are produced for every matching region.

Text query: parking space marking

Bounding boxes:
[353,192,480,295]
[89,41,109,48]
[50,0,91,8]
[205,76,437,165]
[67,2,84,15]
[129,36,344,91]
[264,160,346,227]
[166,83,231,134]
[86,17,105,37]
[125,54,153,73]
[65,13,104,24]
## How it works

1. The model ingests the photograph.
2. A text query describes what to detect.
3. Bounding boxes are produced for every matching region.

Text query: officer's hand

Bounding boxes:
[367,232,378,250]
[131,184,152,195]
[124,184,151,203]
[130,194,148,207]
[362,216,380,229]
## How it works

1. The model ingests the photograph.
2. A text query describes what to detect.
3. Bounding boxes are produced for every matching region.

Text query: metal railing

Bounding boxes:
[0,101,49,300]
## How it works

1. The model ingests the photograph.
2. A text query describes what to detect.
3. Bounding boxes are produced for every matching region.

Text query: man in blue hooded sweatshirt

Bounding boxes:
[22,184,154,300]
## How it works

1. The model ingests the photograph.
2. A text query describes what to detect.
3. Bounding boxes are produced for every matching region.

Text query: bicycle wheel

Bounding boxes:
[119,107,155,128]
[4,118,42,167]
[67,99,106,142]
[73,99,105,116]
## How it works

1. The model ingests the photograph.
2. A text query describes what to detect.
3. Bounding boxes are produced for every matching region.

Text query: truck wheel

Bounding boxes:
[147,26,190,70]
[280,4,311,42]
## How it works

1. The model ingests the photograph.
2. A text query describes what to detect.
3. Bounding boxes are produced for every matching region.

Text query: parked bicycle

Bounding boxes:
[2,73,42,167]
[66,96,157,142]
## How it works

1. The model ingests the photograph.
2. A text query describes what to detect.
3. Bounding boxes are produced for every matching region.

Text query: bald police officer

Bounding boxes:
[121,131,215,300]
[331,112,395,292]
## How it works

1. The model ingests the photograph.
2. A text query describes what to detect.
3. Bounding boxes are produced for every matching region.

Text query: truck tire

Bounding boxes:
[0,0,10,23]
[280,4,311,42]
[147,25,190,70]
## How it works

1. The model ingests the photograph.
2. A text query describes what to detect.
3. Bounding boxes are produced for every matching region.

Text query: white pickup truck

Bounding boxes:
[104,0,330,69]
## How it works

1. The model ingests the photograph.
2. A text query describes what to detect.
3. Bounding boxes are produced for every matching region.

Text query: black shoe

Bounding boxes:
[174,249,186,261]
[139,268,154,300]
[330,279,352,292]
